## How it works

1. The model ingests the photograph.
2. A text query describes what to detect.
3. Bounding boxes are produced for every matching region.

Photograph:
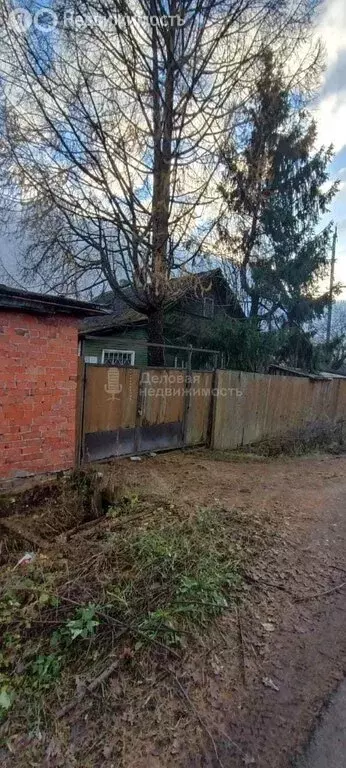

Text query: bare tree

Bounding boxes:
[0,0,320,362]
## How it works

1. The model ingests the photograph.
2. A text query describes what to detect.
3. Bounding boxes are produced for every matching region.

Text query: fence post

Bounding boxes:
[134,369,146,453]
[182,345,193,447]
[207,367,218,449]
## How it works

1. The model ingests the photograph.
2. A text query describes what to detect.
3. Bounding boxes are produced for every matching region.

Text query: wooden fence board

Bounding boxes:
[139,369,185,426]
[336,379,346,420]
[83,366,139,433]
[212,371,346,451]
[185,371,213,445]
[211,370,241,450]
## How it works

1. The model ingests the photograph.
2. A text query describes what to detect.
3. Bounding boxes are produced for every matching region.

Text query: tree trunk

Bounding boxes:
[149,13,174,320]
[147,308,165,367]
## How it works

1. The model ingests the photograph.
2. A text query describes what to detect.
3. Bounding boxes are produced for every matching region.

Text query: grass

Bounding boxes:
[108,510,242,646]
[246,419,345,457]
[190,420,346,463]
[0,472,275,758]
[0,512,246,727]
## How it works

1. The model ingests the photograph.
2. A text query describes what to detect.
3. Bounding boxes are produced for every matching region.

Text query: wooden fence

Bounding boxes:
[78,364,213,462]
[76,363,346,462]
[211,370,346,450]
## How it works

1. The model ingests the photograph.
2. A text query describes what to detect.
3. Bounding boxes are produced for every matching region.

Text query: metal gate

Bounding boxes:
[78,364,213,462]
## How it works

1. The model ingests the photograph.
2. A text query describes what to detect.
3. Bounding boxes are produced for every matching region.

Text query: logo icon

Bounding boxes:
[104,368,122,400]
[8,8,32,33]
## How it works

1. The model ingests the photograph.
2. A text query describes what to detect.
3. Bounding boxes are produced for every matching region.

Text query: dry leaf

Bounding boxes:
[262,676,279,692]
[261,622,275,632]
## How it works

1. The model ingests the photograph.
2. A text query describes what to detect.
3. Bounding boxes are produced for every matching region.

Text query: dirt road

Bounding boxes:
[1,449,346,767]
[295,678,346,768]
[103,449,346,767]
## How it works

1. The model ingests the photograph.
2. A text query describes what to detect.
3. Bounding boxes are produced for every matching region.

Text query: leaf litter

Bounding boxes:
[1,450,345,768]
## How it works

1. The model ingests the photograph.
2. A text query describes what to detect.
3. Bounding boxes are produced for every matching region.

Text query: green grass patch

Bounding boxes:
[0,497,272,733]
[108,510,242,647]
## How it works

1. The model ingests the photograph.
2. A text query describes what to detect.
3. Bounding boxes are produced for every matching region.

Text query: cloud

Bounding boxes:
[321,48,346,98]
[315,94,346,151]
[313,0,346,151]
[317,0,346,63]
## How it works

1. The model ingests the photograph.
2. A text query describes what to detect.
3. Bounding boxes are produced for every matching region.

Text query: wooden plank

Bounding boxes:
[242,373,269,445]
[185,371,213,445]
[335,379,346,421]
[139,368,185,426]
[211,370,244,450]
[83,365,140,433]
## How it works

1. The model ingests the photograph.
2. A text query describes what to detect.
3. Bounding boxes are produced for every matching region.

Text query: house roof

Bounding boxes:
[80,306,146,335]
[0,284,107,317]
[81,268,244,335]
[268,363,346,381]
[96,268,238,307]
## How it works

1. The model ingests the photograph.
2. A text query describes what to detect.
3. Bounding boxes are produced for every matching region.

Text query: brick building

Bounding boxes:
[0,286,104,482]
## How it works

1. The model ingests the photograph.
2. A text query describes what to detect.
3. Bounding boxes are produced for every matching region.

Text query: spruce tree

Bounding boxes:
[219,49,338,329]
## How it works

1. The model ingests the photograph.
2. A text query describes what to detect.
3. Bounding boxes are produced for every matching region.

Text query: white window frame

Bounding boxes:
[101,349,135,366]
[203,297,215,318]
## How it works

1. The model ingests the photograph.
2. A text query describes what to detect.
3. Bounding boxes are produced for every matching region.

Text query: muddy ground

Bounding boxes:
[1,449,346,767]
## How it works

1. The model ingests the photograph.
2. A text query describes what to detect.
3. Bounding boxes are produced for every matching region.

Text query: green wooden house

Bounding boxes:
[79,269,244,368]
[81,307,148,367]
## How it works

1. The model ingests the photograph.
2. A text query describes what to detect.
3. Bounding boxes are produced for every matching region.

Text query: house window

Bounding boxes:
[203,297,215,318]
[101,349,135,366]
[85,355,98,364]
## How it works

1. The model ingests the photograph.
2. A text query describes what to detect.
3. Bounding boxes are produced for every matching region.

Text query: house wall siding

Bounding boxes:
[0,311,79,480]
[179,297,224,319]
[83,328,148,367]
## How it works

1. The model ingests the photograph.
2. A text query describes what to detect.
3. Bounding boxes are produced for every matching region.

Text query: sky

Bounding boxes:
[1,0,346,296]
[316,0,346,297]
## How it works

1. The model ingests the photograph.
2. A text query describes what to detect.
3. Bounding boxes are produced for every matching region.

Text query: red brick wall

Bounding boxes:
[0,311,79,480]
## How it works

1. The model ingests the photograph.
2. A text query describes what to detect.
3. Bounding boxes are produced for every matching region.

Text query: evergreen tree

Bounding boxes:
[219,50,339,328]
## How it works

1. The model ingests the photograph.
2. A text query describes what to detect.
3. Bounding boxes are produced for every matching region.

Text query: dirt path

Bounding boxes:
[202,457,346,768]
[100,450,346,767]
[295,678,346,768]
[1,450,346,767]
